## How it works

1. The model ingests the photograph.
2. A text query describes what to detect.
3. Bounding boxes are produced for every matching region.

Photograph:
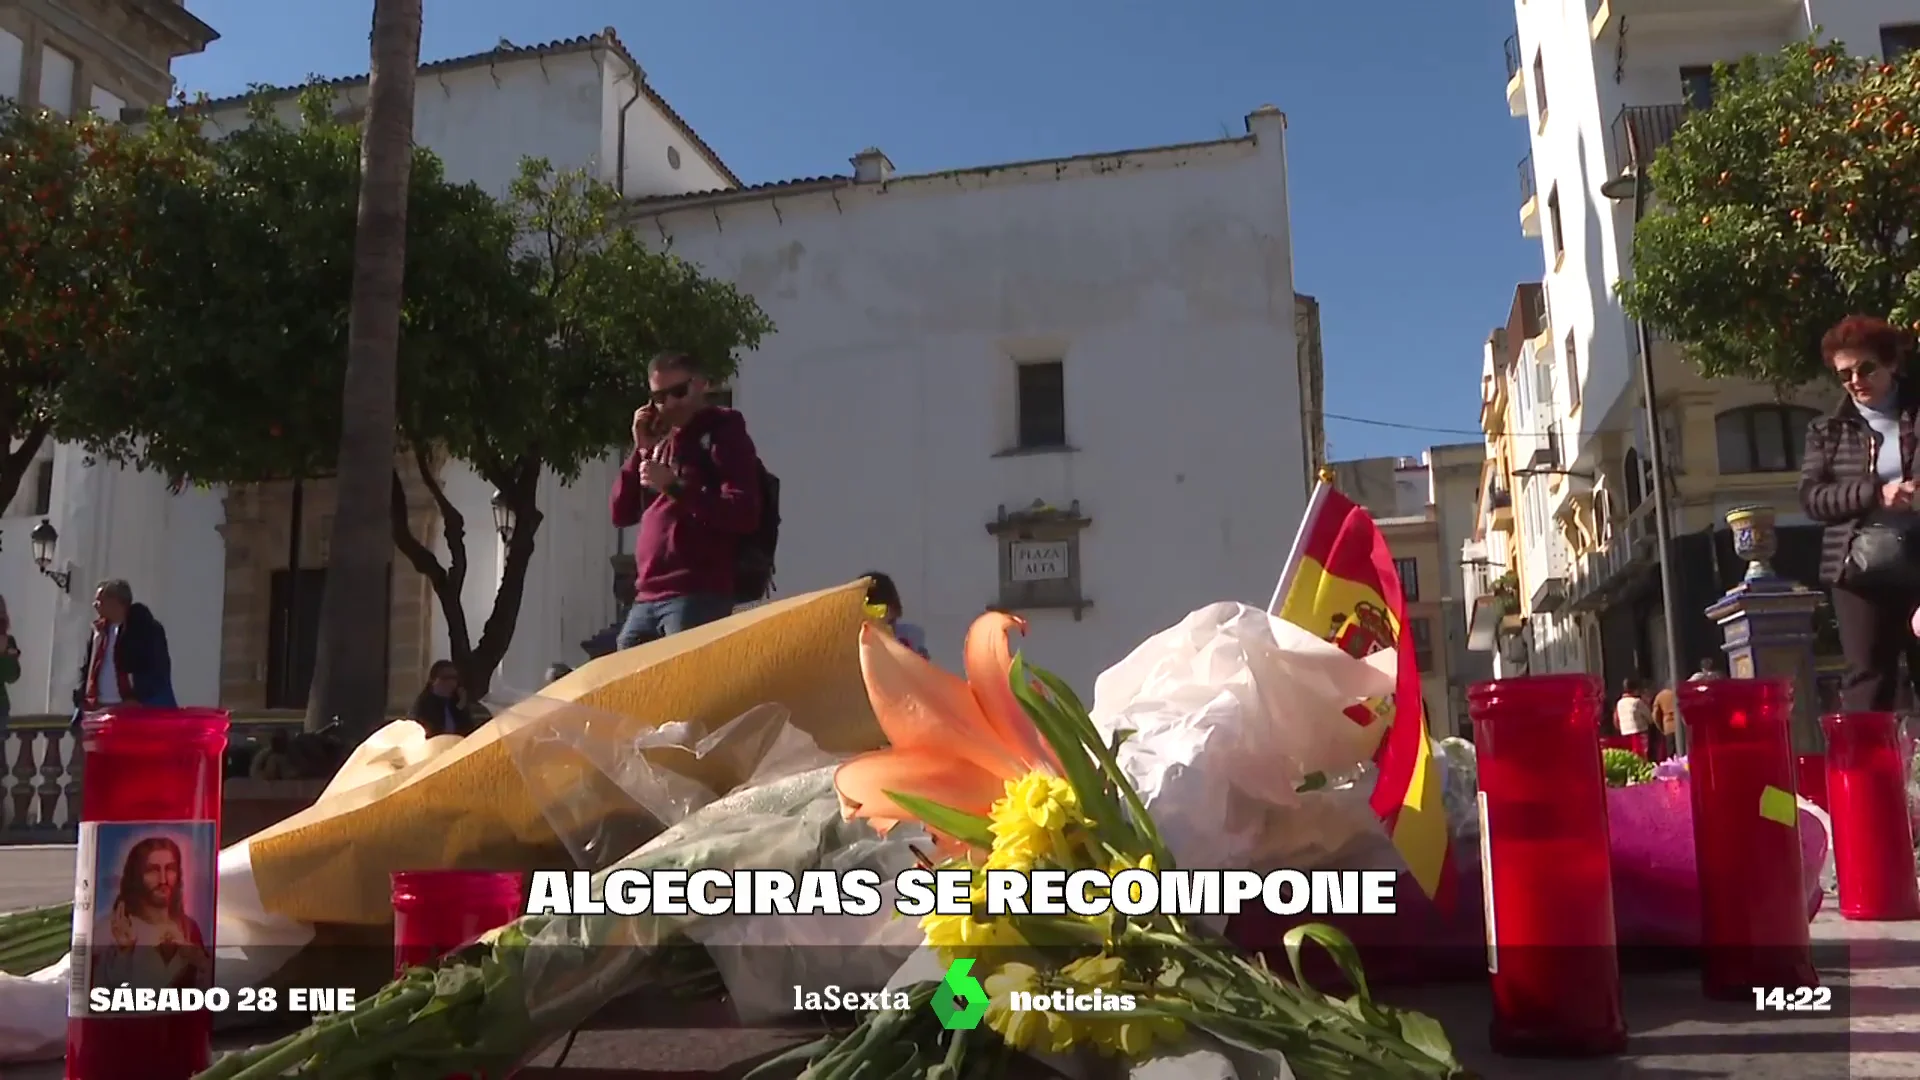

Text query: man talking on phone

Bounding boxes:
[609,352,763,649]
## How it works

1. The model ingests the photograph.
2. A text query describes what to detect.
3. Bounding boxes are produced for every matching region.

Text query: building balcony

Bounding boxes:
[1523,424,1561,472]
[1591,0,1800,40]
[1518,155,1539,237]
[1504,34,1526,117]
[1462,542,1520,652]
[1563,500,1659,613]
[1529,537,1570,615]
[1505,284,1548,358]
[1489,481,1513,530]
[1609,103,1691,184]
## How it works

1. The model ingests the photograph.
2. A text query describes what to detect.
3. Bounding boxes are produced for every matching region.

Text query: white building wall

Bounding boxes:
[607,113,1303,690]
[0,448,224,714]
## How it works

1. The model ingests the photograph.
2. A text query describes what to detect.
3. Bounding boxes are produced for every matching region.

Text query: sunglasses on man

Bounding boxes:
[648,381,694,405]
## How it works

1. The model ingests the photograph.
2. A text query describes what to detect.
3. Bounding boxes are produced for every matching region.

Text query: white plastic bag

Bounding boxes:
[1087,602,1398,878]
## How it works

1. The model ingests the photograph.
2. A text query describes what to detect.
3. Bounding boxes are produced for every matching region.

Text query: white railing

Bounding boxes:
[2,716,308,842]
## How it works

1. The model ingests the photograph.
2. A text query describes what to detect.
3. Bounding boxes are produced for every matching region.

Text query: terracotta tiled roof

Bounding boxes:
[187,28,739,187]
[626,175,852,207]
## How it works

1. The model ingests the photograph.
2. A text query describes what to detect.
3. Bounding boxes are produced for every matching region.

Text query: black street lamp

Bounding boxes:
[29,518,72,593]
[1602,162,1689,753]
[490,490,515,545]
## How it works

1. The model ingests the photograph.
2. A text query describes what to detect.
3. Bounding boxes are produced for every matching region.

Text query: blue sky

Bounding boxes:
[175,0,1539,461]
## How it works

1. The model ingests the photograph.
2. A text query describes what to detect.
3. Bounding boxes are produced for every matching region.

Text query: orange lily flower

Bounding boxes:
[836,611,1060,839]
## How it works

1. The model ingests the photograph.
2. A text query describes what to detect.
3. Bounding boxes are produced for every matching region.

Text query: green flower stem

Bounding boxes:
[0,922,72,974]
[1031,666,1175,870]
[215,986,431,1080]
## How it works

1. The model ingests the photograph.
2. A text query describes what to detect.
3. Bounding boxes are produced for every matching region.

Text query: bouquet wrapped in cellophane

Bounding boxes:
[763,613,1471,1080]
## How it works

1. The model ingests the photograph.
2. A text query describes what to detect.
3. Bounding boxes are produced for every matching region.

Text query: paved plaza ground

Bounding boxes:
[5,843,1917,1078]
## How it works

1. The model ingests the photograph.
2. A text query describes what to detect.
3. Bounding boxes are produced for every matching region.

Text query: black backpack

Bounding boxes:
[735,461,781,603]
[691,429,781,604]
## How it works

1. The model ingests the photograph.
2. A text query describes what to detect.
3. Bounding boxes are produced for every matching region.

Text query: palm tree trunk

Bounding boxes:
[306,0,422,734]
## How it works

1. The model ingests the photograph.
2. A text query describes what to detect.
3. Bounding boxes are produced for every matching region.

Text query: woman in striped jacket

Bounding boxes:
[1798,315,1920,711]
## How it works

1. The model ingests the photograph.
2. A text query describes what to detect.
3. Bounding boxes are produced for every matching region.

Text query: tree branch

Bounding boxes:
[0,417,53,512]
[409,439,466,594]
[468,454,544,696]
[390,466,473,672]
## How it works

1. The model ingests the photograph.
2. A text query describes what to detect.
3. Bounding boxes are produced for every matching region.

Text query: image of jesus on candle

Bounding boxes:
[90,834,211,992]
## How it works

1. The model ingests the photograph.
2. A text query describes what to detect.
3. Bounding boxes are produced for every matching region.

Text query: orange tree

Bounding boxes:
[1620,39,1920,384]
[78,90,524,487]
[88,94,772,699]
[0,102,206,514]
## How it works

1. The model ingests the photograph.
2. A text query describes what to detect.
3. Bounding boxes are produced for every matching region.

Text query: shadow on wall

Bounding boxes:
[1576,129,1621,372]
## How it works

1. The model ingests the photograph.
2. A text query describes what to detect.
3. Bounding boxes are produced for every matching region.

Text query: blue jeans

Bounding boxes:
[616,593,736,650]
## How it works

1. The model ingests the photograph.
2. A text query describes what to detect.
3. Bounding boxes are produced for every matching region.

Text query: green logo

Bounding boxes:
[932,958,989,1030]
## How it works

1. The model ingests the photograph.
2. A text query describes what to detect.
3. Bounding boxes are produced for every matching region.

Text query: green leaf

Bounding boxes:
[1296,771,1329,793]
[1282,922,1372,1004]
[881,790,996,849]
[1391,1007,1461,1068]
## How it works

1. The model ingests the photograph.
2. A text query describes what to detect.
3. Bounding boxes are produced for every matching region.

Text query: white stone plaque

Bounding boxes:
[1010,540,1071,582]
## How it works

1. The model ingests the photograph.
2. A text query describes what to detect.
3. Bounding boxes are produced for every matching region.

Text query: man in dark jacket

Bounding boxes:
[609,352,762,649]
[71,579,176,725]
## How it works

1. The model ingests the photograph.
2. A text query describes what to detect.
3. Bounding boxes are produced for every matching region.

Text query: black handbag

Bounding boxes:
[1846,509,1920,592]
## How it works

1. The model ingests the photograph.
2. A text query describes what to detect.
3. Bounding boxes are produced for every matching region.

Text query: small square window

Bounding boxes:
[1411,618,1435,672]
[1547,187,1564,259]
[38,46,74,115]
[89,84,125,120]
[1532,50,1548,120]
[1015,361,1067,450]
[1563,330,1581,411]
[1393,557,1420,602]
[31,459,53,516]
[1881,24,1920,60]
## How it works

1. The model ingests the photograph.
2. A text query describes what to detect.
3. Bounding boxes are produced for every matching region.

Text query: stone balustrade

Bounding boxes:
[1,712,310,843]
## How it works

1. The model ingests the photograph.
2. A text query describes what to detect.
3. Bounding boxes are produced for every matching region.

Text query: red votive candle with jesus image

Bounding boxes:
[1468,674,1626,1058]
[1821,712,1920,921]
[392,870,527,977]
[1680,678,1817,999]
[66,707,229,1080]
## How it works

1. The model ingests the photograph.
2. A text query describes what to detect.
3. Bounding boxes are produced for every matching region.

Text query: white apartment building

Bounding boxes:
[1501,0,1920,680]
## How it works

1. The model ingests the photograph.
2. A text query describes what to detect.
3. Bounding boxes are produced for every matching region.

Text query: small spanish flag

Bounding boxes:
[1268,470,1456,904]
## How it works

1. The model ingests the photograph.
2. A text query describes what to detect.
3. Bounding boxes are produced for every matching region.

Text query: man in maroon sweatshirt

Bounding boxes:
[609,352,763,649]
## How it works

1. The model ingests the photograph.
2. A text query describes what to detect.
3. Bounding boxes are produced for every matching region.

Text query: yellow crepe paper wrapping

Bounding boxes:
[245,580,884,925]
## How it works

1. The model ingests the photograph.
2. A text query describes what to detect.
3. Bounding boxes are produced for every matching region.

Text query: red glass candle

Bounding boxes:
[65,707,228,1080]
[1469,674,1626,1057]
[392,871,526,976]
[1679,679,1817,999]
[1821,713,1920,921]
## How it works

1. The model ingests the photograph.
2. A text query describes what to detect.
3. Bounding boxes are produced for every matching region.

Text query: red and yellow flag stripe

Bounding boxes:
[1270,476,1455,902]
